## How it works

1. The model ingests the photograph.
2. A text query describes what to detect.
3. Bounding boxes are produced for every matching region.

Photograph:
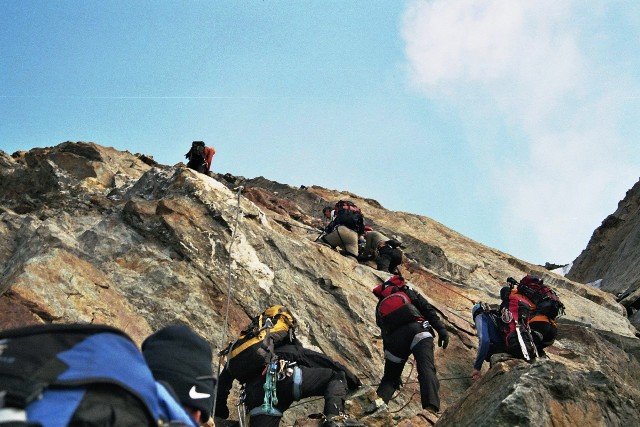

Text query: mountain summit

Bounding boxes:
[1,141,638,426]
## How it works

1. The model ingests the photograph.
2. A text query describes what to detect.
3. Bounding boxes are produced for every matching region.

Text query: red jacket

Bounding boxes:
[203,146,215,173]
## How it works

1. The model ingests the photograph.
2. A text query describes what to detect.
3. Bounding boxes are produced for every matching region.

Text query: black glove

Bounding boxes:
[386,239,402,248]
[438,329,449,349]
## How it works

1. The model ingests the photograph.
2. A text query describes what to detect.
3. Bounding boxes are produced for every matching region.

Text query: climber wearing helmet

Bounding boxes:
[471,302,506,380]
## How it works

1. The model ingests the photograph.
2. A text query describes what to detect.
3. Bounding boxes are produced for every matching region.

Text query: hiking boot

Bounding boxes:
[374,397,387,410]
[418,406,441,426]
[426,405,440,414]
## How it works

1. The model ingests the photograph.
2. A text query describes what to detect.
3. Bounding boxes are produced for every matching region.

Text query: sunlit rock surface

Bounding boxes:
[1,142,638,426]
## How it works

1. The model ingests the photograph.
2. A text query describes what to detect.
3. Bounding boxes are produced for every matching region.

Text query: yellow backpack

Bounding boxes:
[221,305,296,383]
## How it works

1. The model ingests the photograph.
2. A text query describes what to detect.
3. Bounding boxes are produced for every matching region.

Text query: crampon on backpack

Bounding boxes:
[514,275,565,320]
[220,305,297,384]
[333,200,365,234]
[373,275,424,334]
[0,323,196,427]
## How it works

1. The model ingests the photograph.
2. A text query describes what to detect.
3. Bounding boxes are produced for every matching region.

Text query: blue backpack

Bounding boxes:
[0,323,196,427]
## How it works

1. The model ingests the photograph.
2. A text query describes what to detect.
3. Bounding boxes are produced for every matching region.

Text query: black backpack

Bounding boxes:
[0,323,196,427]
[333,200,364,234]
[186,141,207,172]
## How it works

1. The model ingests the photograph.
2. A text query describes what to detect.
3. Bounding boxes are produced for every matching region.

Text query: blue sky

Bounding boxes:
[2,0,639,266]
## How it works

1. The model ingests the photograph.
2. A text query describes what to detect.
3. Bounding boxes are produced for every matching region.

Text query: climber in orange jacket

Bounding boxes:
[185,140,216,175]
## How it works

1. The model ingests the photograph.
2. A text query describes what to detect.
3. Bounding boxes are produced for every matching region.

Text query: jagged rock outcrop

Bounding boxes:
[567,178,640,328]
[1,142,639,426]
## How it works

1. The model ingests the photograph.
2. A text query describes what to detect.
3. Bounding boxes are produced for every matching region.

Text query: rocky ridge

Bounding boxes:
[0,142,638,426]
[567,178,640,328]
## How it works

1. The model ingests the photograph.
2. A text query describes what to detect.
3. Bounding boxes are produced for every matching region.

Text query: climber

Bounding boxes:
[359,226,404,274]
[215,309,363,427]
[470,302,506,380]
[322,205,334,223]
[499,275,563,359]
[185,140,216,175]
[373,275,449,415]
[319,201,365,259]
[142,324,216,426]
[512,275,562,356]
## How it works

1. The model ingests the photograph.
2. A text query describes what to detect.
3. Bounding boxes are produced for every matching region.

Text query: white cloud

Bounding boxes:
[402,0,638,263]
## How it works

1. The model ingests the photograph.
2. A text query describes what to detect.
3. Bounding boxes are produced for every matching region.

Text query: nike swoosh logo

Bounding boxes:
[189,385,211,399]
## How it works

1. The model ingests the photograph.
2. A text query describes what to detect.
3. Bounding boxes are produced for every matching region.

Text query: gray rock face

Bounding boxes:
[568,178,640,326]
[1,142,639,426]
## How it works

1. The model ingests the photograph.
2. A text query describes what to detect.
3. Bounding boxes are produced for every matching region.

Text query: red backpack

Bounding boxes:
[517,275,565,320]
[373,276,424,333]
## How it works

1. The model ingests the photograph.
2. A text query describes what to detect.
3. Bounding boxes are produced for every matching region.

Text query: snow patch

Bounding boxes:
[586,279,603,289]
[551,262,573,277]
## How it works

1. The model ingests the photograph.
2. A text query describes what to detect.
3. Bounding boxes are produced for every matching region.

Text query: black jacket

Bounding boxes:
[215,341,361,419]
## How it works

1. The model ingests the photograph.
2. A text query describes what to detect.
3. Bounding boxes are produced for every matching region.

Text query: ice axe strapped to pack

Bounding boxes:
[220,305,297,384]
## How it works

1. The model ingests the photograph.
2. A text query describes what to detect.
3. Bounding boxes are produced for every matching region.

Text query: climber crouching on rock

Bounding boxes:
[358,226,404,274]
[319,201,365,259]
[215,307,363,427]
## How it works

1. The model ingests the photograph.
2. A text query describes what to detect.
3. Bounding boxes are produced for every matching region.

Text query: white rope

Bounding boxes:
[212,186,244,418]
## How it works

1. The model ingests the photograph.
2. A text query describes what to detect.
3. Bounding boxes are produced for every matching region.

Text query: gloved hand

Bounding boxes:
[438,329,449,349]
[184,152,190,159]
[386,239,402,248]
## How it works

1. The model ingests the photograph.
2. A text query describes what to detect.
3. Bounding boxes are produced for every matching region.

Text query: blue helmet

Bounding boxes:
[471,303,483,320]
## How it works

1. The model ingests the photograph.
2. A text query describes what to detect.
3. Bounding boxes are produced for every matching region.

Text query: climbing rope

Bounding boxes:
[388,361,417,414]
[211,186,244,418]
[411,265,478,304]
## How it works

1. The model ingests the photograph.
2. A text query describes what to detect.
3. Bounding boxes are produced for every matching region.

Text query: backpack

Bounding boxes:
[333,201,364,234]
[187,141,207,172]
[500,283,538,362]
[0,323,196,427]
[373,277,424,334]
[221,305,296,384]
[514,275,565,320]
